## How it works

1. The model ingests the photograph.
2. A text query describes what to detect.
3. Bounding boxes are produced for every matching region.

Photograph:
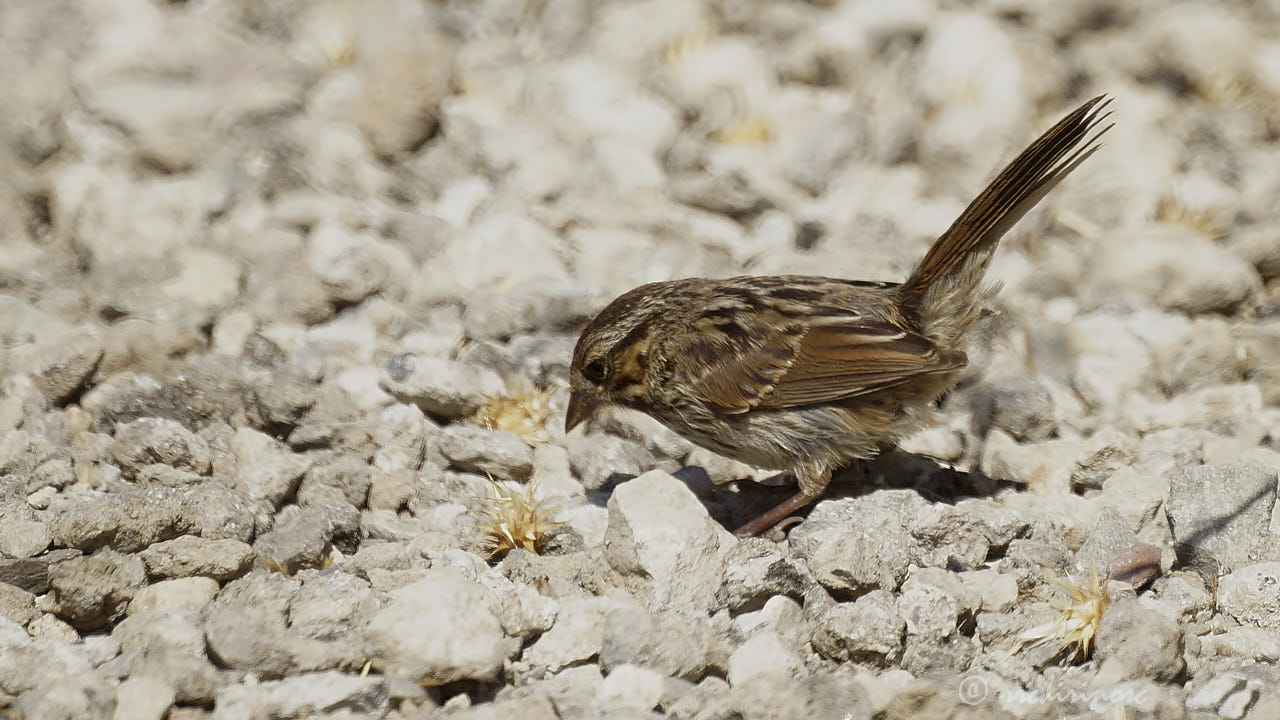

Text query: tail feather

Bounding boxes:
[900,95,1112,305]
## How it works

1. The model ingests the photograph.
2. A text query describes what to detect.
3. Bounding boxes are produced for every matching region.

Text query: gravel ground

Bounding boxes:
[2,0,1280,718]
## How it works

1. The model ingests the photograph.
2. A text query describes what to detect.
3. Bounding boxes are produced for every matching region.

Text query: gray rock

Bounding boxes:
[971,377,1057,442]
[371,403,432,473]
[298,455,372,508]
[437,424,534,480]
[203,572,353,678]
[129,646,224,705]
[810,590,905,665]
[0,619,94,695]
[897,569,969,641]
[139,535,255,581]
[379,353,505,418]
[726,631,804,687]
[1217,562,1280,628]
[366,568,513,683]
[980,430,1083,490]
[1093,597,1184,682]
[211,671,388,720]
[244,371,316,434]
[716,537,812,612]
[603,469,733,613]
[665,676,735,720]
[1070,427,1138,491]
[523,595,630,674]
[111,417,212,476]
[908,499,1027,570]
[47,550,146,631]
[599,606,727,681]
[0,514,50,559]
[113,676,174,720]
[253,503,358,574]
[900,634,977,677]
[112,608,205,657]
[366,467,416,511]
[133,463,205,487]
[728,668,872,720]
[0,430,60,478]
[1073,506,1139,573]
[0,548,81,594]
[1089,225,1260,314]
[568,431,661,491]
[1166,463,1280,575]
[286,569,376,643]
[27,331,104,405]
[1186,671,1248,715]
[669,171,769,218]
[50,484,252,553]
[476,567,558,641]
[234,428,313,508]
[10,672,116,720]
[789,490,924,596]
[130,577,220,614]
[596,662,667,713]
[307,225,398,305]
[0,582,38,627]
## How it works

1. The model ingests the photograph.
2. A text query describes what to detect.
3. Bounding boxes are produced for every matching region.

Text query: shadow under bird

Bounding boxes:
[566,95,1113,537]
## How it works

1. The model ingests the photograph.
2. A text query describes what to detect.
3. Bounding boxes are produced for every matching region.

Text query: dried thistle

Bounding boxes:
[1019,564,1110,662]
[473,381,554,447]
[664,27,715,68]
[1155,195,1226,239]
[478,477,563,560]
[714,114,773,145]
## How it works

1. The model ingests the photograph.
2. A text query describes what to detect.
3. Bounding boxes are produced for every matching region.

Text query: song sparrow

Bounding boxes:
[567,95,1112,537]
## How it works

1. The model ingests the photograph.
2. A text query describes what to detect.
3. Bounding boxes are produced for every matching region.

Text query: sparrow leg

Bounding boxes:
[733,467,832,538]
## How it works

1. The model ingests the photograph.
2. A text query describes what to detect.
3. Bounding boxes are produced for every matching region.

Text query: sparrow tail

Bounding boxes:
[899,95,1113,337]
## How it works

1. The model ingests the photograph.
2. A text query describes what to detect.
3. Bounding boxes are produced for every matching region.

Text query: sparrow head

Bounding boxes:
[566,283,668,432]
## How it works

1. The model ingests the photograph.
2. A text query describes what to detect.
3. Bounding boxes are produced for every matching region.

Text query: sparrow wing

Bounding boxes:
[683,311,965,413]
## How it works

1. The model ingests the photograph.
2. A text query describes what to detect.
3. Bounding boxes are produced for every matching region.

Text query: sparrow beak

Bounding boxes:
[565,390,601,433]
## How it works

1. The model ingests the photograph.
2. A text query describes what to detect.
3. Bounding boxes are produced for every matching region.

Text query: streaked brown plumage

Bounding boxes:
[567,95,1113,537]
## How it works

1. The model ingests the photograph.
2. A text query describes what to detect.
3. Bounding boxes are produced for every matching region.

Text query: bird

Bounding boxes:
[566,95,1112,537]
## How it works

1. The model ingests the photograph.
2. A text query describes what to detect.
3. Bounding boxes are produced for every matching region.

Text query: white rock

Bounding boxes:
[523,595,632,674]
[1218,562,1280,628]
[234,427,313,507]
[129,577,220,614]
[603,470,734,613]
[727,631,803,687]
[596,664,665,712]
[379,353,506,418]
[1088,225,1260,314]
[113,676,176,720]
[366,569,511,683]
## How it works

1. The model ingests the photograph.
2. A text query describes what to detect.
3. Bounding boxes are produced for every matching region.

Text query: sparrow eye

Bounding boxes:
[582,358,607,384]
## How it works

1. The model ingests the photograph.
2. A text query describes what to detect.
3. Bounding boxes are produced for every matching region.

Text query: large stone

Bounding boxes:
[139,535,254,581]
[727,631,804,688]
[234,428,313,508]
[379,353,505,418]
[1094,598,1184,682]
[1088,225,1260,314]
[789,490,924,596]
[1166,464,1280,575]
[436,424,534,481]
[47,550,146,631]
[365,568,513,684]
[1217,562,1280,629]
[211,671,388,720]
[603,470,734,613]
[203,572,354,678]
[111,417,211,477]
[810,590,905,665]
